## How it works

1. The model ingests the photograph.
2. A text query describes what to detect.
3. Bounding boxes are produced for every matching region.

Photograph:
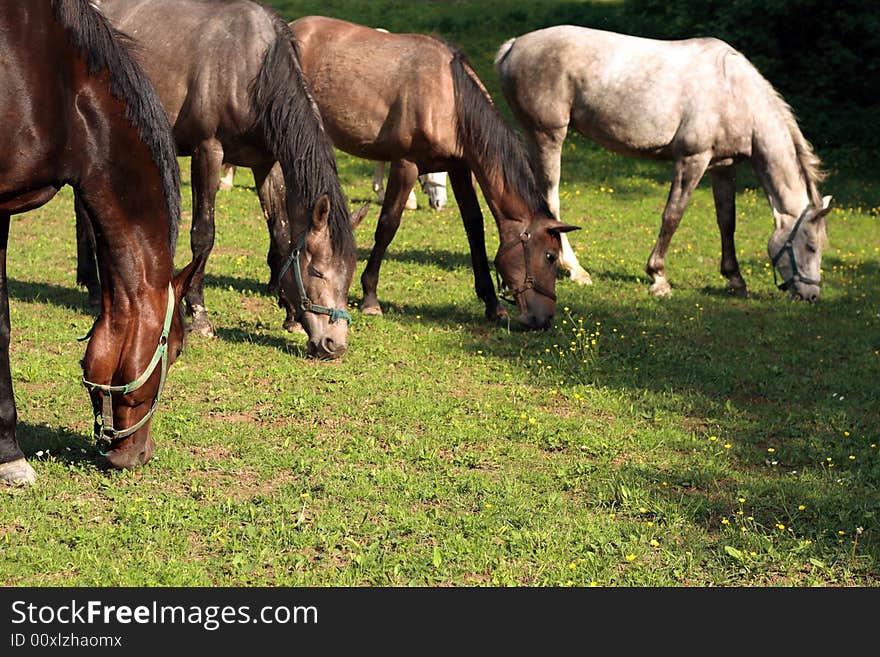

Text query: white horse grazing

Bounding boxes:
[496,25,831,301]
[372,163,447,211]
[219,162,236,191]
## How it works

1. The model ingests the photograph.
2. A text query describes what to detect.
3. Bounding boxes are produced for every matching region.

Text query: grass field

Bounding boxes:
[1,1,878,587]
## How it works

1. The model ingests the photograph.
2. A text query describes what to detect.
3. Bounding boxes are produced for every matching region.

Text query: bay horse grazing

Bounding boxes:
[496,25,832,301]
[290,16,580,330]
[79,0,361,358]
[0,0,201,484]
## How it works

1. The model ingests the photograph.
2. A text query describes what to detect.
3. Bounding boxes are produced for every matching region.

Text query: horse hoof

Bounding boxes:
[725,281,749,297]
[570,269,593,286]
[189,323,215,338]
[361,304,383,316]
[649,281,672,297]
[488,306,510,322]
[0,458,37,485]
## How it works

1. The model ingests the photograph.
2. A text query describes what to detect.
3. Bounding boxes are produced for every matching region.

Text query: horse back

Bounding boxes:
[290,15,459,163]
[93,0,276,159]
[499,25,754,159]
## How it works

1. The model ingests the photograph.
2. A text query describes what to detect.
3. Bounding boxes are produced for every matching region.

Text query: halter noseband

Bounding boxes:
[495,230,557,306]
[81,282,175,443]
[277,230,351,325]
[770,207,821,291]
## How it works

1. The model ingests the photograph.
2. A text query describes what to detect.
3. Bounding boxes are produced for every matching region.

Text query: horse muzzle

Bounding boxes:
[102,432,156,470]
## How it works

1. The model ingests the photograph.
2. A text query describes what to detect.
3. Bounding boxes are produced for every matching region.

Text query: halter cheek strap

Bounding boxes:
[81,282,175,443]
[495,230,557,306]
[770,208,821,291]
[277,230,351,325]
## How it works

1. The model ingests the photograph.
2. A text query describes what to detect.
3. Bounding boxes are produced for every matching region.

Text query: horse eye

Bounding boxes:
[545,251,558,264]
[805,244,817,254]
[308,266,325,279]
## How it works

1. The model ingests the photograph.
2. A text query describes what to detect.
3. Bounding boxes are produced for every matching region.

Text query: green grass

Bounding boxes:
[1,0,878,587]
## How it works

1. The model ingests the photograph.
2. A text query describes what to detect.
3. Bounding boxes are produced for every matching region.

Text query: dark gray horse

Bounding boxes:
[78,0,362,358]
[496,25,832,301]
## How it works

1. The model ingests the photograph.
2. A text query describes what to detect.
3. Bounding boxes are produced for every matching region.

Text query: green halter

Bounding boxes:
[277,229,351,325]
[770,207,821,291]
[81,282,175,442]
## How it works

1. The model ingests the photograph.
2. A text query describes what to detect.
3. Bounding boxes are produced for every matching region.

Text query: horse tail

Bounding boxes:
[494,37,516,70]
[248,13,353,252]
[448,45,551,216]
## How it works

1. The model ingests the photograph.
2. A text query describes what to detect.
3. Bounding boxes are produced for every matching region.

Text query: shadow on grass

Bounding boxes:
[357,246,473,271]
[201,272,272,298]
[212,325,308,358]
[7,279,92,314]
[16,422,104,467]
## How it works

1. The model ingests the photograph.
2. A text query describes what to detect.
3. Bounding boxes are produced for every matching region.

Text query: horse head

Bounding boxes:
[81,258,202,470]
[768,196,832,302]
[419,172,448,211]
[278,197,366,359]
[494,217,580,329]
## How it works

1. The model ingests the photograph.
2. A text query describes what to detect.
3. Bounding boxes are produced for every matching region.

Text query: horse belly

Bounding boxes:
[570,98,680,158]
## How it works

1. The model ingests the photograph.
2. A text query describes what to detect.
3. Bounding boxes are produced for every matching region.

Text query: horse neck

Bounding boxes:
[751,115,812,221]
[76,90,175,300]
[467,161,535,239]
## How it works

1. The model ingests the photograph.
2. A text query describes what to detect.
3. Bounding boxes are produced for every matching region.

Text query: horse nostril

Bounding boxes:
[320,337,347,359]
[808,293,819,303]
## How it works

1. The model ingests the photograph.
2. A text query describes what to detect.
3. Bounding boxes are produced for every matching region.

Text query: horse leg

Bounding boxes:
[447,164,506,322]
[525,128,592,286]
[253,161,302,334]
[646,153,711,296]
[711,166,747,295]
[218,163,236,191]
[74,196,102,308]
[360,160,419,315]
[186,138,224,337]
[372,162,386,205]
[0,215,35,485]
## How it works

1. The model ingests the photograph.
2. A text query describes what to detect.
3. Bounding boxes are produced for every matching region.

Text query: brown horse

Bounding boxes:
[289,16,580,330]
[77,0,361,358]
[0,0,201,484]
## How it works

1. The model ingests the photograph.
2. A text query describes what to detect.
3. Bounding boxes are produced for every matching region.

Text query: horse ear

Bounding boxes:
[350,202,370,229]
[173,252,208,301]
[811,195,833,221]
[548,222,581,234]
[312,194,331,232]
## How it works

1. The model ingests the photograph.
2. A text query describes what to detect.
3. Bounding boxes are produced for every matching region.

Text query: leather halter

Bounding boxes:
[770,208,821,291]
[81,282,175,443]
[277,229,351,325]
[495,230,556,305]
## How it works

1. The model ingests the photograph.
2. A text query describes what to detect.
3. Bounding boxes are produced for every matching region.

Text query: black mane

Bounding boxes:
[249,7,355,256]
[448,45,552,217]
[52,0,181,253]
